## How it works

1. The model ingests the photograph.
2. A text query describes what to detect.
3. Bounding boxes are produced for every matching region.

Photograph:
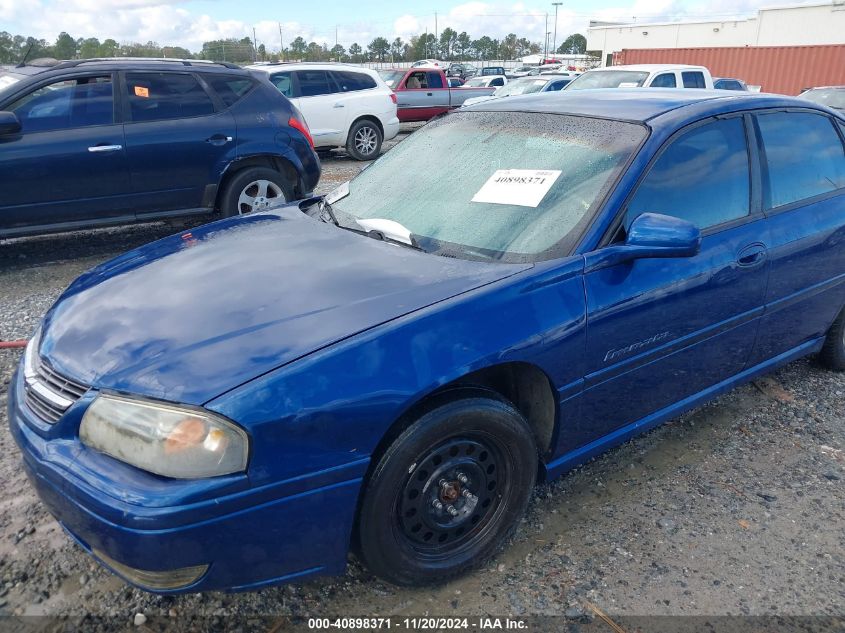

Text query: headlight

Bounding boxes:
[80,394,249,479]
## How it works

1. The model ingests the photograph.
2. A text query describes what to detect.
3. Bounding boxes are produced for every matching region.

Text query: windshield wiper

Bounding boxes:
[354,218,425,252]
[317,198,339,226]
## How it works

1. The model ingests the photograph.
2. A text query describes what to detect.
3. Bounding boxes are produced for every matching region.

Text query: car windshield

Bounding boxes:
[496,78,548,96]
[566,70,650,89]
[378,70,405,88]
[330,111,646,262]
[0,72,23,92]
[464,77,490,87]
[800,88,845,110]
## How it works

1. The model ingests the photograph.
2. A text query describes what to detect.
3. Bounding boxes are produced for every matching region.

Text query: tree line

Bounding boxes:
[0,29,587,66]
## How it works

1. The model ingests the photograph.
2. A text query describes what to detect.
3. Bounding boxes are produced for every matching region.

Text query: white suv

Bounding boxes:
[248,63,400,160]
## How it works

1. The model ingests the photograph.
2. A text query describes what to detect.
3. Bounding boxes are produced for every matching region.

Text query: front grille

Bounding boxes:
[23,355,89,424]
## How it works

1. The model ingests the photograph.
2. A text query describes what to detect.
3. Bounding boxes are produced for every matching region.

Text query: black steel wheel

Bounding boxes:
[357,393,538,586]
[819,305,845,371]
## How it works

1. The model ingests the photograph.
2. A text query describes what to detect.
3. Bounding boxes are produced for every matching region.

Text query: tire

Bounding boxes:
[357,394,538,586]
[819,305,845,371]
[220,167,293,218]
[346,119,383,161]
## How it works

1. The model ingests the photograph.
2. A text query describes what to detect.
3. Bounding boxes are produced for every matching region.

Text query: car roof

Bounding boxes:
[10,58,247,76]
[591,64,707,73]
[464,88,817,123]
[803,85,845,90]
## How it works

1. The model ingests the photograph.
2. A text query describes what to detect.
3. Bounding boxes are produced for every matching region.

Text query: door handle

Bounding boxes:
[87,144,122,153]
[737,243,767,268]
[333,103,345,108]
[206,134,233,146]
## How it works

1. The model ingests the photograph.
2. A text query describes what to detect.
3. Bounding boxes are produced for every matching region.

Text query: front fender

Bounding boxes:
[206,257,586,487]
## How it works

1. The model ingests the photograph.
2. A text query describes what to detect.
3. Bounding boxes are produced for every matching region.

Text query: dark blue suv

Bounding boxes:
[0,58,320,238]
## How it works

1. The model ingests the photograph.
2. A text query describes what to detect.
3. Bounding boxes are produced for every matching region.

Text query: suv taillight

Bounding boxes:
[389,93,397,105]
[288,114,314,149]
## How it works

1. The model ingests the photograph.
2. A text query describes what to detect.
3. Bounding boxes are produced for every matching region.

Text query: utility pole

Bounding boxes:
[252,27,258,62]
[335,25,338,48]
[278,22,284,61]
[543,13,548,59]
[435,12,438,57]
[552,2,562,56]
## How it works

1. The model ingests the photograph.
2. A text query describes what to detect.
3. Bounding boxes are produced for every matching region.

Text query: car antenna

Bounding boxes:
[16,42,35,68]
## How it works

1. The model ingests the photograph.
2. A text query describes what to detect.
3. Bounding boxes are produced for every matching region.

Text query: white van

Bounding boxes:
[565,64,714,90]
[248,63,400,160]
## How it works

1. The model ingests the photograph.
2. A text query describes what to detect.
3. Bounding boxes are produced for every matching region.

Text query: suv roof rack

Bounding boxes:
[50,58,243,71]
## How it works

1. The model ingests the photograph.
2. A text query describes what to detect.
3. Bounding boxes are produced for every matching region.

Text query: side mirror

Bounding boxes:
[0,111,21,136]
[585,212,701,273]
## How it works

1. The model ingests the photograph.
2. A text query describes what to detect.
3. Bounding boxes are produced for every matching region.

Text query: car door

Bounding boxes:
[570,115,770,450]
[121,71,236,215]
[293,69,345,147]
[397,71,448,121]
[0,72,131,233]
[745,110,845,366]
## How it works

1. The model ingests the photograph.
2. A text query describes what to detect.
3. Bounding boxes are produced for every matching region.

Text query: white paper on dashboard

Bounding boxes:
[471,169,562,208]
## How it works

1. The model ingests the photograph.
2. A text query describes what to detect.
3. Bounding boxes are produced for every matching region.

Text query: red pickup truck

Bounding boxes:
[378,68,496,122]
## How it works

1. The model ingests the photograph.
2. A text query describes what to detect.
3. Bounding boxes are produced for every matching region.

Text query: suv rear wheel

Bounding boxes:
[346,119,383,161]
[221,167,293,217]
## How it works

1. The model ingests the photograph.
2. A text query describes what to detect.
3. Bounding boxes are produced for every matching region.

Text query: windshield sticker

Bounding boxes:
[134,86,150,98]
[471,169,562,208]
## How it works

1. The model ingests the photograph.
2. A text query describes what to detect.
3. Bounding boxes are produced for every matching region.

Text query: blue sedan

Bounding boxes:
[9,90,845,593]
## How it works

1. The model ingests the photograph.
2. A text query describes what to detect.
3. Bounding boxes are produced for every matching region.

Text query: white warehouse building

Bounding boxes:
[587,1,845,66]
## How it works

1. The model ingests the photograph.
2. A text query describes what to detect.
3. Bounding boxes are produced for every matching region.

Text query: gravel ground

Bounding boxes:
[0,125,843,631]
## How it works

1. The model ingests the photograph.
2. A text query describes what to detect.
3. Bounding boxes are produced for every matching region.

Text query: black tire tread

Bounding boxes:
[819,306,845,371]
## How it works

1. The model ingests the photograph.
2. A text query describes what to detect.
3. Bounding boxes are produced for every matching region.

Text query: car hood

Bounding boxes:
[39,206,530,405]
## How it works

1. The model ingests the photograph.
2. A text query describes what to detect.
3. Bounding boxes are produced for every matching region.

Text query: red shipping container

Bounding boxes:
[614,45,845,95]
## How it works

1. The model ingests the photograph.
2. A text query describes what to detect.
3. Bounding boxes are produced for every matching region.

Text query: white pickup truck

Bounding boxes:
[565,64,714,90]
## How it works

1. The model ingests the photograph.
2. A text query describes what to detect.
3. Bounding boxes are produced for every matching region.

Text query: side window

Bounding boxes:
[650,73,676,88]
[9,75,113,132]
[405,72,427,89]
[426,72,444,89]
[126,73,214,122]
[682,71,706,88]
[296,70,335,97]
[270,72,293,97]
[626,117,750,230]
[756,111,845,208]
[490,77,504,87]
[206,75,254,107]
[331,71,377,92]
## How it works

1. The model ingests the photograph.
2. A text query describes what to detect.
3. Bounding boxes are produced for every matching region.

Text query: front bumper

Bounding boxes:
[8,368,366,593]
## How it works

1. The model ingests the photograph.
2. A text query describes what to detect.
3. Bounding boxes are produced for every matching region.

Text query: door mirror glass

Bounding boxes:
[0,111,21,135]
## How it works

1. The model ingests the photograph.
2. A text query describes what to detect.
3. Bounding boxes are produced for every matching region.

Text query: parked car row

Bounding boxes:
[377,67,496,122]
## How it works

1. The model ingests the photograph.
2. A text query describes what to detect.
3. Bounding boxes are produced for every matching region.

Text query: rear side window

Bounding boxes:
[126,73,215,122]
[269,72,293,97]
[682,71,706,88]
[296,70,335,97]
[9,75,113,132]
[650,73,676,88]
[756,111,845,208]
[205,75,254,107]
[331,71,377,92]
[426,72,444,89]
[490,77,505,87]
[626,117,750,230]
[716,79,742,91]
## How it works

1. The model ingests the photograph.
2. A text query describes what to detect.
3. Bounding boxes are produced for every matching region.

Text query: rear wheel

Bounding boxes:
[220,167,293,217]
[819,306,845,371]
[357,394,538,586]
[346,119,383,161]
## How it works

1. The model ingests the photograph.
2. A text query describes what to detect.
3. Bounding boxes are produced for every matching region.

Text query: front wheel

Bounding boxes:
[819,306,845,371]
[357,394,538,586]
[346,119,383,161]
[220,167,293,217]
